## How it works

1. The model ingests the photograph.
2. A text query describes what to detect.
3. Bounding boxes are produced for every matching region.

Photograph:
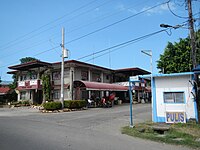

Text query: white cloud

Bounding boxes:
[95,8,100,12]
[115,3,140,14]
[115,2,175,16]
[116,3,126,11]
[141,2,175,16]
[127,8,137,14]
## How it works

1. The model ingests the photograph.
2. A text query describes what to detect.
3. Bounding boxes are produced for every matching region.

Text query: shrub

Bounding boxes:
[64,100,86,109]
[43,101,62,110]
[11,100,31,106]
[22,100,30,106]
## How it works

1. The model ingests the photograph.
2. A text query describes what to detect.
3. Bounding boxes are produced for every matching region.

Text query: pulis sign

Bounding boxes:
[166,112,186,123]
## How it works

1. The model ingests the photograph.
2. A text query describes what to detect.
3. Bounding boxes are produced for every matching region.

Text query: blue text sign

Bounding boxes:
[166,112,186,123]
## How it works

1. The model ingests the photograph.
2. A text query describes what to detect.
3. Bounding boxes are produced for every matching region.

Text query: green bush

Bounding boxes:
[11,100,30,106]
[43,101,62,110]
[64,100,86,109]
[22,100,30,106]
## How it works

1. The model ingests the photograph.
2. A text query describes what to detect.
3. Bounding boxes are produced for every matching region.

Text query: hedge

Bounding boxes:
[43,101,62,110]
[64,100,86,109]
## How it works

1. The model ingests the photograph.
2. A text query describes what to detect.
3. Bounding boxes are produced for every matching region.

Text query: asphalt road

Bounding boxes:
[0,104,191,150]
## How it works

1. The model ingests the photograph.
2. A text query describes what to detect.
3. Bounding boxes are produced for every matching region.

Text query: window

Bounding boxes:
[30,74,37,80]
[53,72,61,80]
[20,75,27,81]
[53,90,60,99]
[163,92,184,103]
[81,71,88,81]
[106,75,109,80]
[92,72,101,82]
[20,91,26,100]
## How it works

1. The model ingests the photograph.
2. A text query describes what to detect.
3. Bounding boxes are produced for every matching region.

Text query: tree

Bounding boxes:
[20,57,38,64]
[157,29,200,73]
[41,73,51,103]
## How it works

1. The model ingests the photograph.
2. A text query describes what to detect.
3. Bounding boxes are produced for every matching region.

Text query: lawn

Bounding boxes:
[121,121,200,149]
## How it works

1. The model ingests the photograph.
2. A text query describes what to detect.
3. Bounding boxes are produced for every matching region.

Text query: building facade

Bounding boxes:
[8,60,149,104]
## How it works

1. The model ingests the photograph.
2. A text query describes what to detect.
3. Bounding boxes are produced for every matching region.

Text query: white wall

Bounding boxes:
[74,68,82,80]
[155,75,195,120]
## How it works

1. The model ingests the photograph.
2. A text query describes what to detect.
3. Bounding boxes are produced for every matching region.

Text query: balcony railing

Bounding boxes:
[17,79,42,90]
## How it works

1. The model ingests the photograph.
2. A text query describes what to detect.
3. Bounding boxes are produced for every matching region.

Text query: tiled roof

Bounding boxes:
[0,87,10,94]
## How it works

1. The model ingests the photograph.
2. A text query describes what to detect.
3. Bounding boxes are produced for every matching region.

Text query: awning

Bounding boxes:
[74,80,128,91]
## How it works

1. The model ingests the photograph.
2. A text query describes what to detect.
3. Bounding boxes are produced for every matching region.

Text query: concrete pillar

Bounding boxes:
[70,67,74,100]
[101,72,104,97]
[88,69,91,99]
[37,67,40,79]
[18,92,21,101]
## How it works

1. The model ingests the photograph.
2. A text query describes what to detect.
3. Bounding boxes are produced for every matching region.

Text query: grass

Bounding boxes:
[121,122,200,149]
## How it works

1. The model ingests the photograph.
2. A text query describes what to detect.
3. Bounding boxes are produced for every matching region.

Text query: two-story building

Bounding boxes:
[8,59,150,104]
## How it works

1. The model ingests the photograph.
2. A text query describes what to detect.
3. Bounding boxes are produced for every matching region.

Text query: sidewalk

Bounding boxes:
[0,106,39,117]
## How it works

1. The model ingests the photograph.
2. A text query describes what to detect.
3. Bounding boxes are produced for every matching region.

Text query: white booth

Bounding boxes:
[140,72,198,123]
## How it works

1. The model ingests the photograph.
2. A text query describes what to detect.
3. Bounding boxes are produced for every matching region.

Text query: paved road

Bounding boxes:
[0,104,190,150]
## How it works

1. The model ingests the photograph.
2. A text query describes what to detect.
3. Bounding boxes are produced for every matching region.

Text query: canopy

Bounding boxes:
[74,80,128,91]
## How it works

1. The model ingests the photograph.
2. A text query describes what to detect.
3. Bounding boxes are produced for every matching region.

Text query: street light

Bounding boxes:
[141,50,153,121]
[141,50,152,75]
[160,24,181,29]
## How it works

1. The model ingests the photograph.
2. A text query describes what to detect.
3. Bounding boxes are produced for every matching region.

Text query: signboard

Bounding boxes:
[129,76,140,82]
[30,80,37,86]
[166,112,186,123]
[18,81,25,87]
[114,82,129,86]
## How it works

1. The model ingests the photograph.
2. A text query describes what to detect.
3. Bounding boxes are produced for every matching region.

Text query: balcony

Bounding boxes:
[17,80,42,90]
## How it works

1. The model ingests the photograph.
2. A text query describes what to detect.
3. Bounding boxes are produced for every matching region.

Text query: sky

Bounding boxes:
[0,0,200,81]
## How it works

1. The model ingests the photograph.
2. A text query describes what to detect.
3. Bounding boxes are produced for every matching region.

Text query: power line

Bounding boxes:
[1,20,188,71]
[0,1,170,69]
[0,29,169,69]
[167,0,188,18]
[80,21,189,62]
[78,29,171,61]
[0,0,113,53]
[1,0,170,62]
[0,0,99,50]
[65,1,170,45]
[0,0,145,59]
[65,0,148,35]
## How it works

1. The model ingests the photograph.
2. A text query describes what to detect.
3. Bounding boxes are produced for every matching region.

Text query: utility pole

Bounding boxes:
[60,27,65,109]
[187,0,200,123]
[187,0,197,69]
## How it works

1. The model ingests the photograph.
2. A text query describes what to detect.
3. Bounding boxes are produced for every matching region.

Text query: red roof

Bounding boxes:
[74,80,128,91]
[8,60,52,71]
[0,87,10,94]
[53,60,113,72]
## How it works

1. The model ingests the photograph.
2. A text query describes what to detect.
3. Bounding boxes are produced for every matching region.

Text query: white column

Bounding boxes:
[101,72,104,97]
[70,67,74,100]
[18,92,21,101]
[88,69,91,99]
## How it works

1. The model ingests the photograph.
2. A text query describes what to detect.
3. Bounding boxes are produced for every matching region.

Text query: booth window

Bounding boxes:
[163,92,184,103]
